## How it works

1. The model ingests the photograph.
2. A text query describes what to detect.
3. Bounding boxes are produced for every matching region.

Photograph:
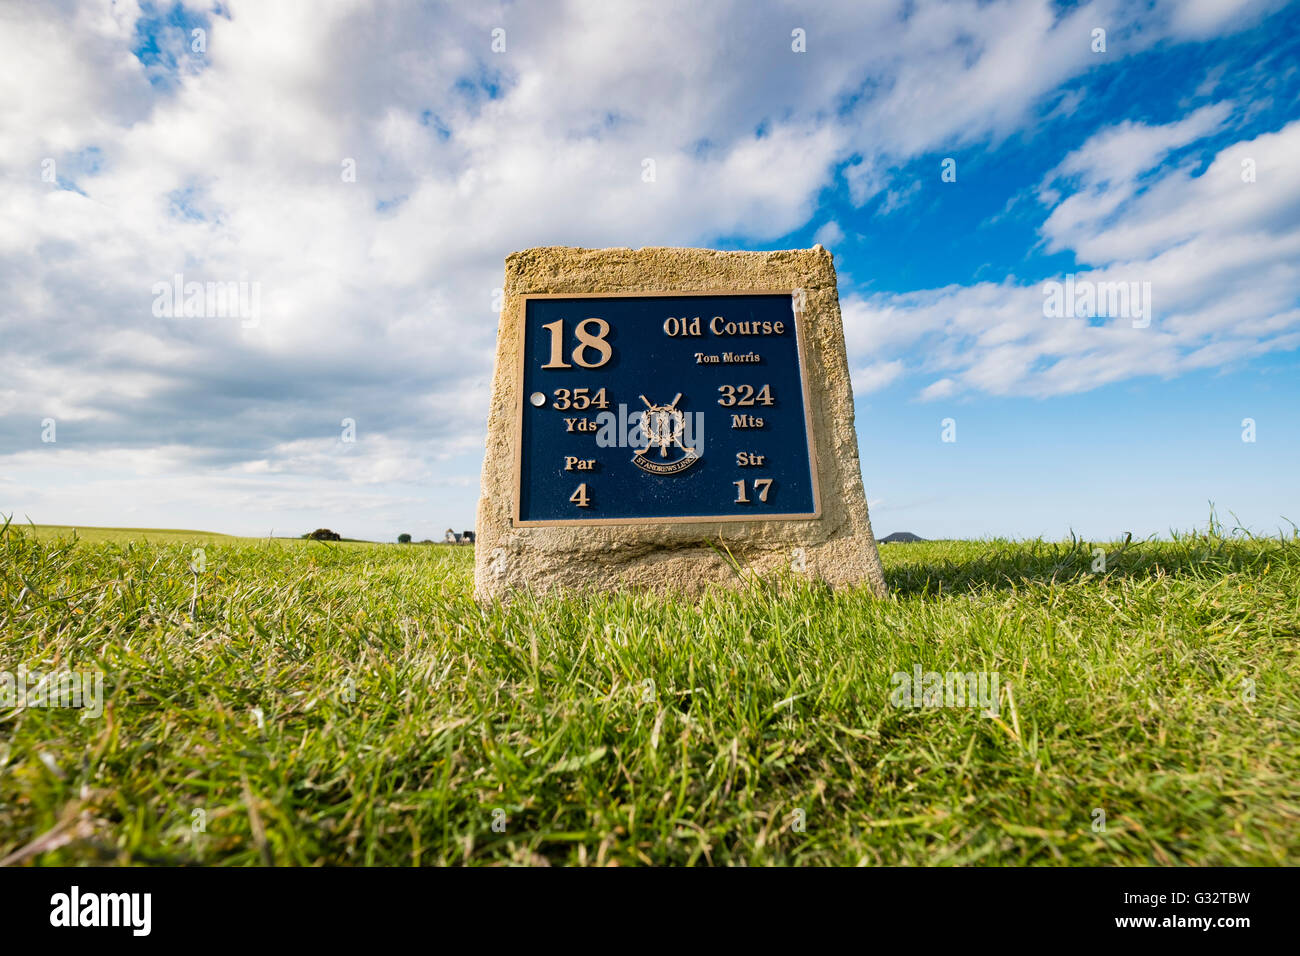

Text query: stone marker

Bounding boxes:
[474,246,886,601]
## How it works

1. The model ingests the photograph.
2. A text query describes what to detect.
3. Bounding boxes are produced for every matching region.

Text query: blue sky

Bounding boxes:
[2,0,1297,541]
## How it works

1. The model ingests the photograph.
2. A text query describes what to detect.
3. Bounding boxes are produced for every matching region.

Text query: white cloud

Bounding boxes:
[1163,0,1288,38]
[919,378,957,401]
[843,117,1300,400]
[813,220,844,248]
[1038,102,1232,257]
[851,359,904,394]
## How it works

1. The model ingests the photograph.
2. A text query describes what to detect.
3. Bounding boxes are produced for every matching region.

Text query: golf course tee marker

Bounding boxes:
[474,246,885,601]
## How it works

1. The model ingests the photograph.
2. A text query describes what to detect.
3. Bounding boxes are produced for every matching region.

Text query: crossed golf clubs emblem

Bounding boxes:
[636,393,688,457]
[632,393,700,474]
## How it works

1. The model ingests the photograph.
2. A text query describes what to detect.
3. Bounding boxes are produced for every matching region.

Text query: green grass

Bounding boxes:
[16,524,251,546]
[1,519,1296,866]
[16,524,386,546]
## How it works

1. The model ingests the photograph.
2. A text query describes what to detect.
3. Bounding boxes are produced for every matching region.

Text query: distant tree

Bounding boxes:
[397,533,412,544]
[307,528,341,541]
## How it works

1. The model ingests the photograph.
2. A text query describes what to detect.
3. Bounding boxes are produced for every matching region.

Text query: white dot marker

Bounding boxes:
[529,391,546,407]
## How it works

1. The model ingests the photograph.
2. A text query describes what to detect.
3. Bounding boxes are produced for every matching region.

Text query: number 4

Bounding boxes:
[733,479,772,504]
[570,483,591,508]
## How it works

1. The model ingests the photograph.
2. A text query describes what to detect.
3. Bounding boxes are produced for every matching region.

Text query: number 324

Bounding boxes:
[717,384,774,407]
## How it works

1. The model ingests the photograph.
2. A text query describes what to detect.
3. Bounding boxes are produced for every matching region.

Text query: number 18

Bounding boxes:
[541,318,613,369]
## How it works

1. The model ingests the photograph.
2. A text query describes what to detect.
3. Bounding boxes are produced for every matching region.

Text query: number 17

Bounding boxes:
[734,479,772,503]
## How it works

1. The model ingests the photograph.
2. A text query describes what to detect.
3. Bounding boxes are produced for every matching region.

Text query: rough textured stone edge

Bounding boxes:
[473,246,886,602]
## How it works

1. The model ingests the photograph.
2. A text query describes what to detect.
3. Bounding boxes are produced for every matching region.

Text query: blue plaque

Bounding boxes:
[513,292,820,525]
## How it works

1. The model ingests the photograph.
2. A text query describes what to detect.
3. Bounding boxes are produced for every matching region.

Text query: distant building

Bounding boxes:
[461,530,475,544]
[444,528,458,544]
[879,531,925,544]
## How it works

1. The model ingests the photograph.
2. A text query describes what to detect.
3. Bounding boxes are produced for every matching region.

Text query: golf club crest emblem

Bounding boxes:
[632,393,700,475]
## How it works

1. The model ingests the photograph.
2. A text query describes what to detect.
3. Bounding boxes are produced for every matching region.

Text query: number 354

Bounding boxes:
[552,387,609,410]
